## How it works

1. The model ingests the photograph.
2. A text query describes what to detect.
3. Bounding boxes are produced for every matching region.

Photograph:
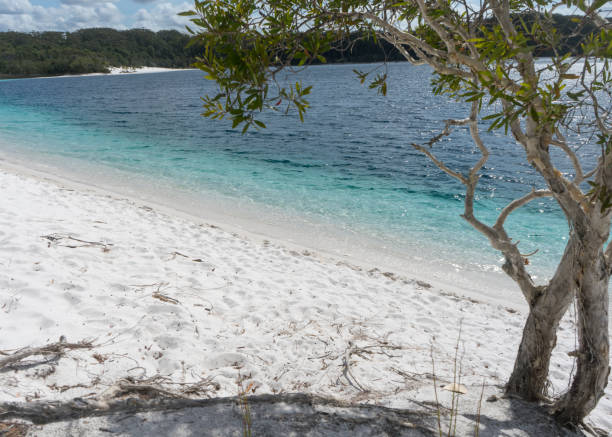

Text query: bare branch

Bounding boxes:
[550,131,585,183]
[353,11,476,79]
[494,189,553,230]
[583,167,598,181]
[605,240,612,262]
[411,143,467,185]
[467,101,488,178]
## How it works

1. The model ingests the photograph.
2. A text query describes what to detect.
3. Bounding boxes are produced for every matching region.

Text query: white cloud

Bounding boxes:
[0,0,192,32]
[132,1,191,31]
[0,0,33,15]
[59,0,118,5]
[0,1,124,31]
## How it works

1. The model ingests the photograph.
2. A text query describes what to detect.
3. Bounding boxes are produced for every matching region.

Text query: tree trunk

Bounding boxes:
[553,250,610,425]
[505,285,573,400]
[505,235,580,400]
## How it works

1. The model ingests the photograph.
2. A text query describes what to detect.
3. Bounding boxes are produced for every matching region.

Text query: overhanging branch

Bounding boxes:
[550,130,585,184]
[494,189,553,230]
[412,101,540,301]
[411,143,467,184]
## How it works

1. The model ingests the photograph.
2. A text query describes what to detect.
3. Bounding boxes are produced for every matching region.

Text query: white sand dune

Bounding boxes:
[0,164,609,435]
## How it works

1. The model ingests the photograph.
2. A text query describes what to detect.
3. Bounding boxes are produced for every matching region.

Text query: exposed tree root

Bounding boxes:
[0,391,434,435]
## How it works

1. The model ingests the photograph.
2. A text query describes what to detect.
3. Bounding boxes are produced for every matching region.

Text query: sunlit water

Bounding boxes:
[0,62,601,300]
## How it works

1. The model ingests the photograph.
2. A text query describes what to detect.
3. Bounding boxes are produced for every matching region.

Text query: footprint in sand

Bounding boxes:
[153,334,181,351]
[206,352,247,368]
[415,316,440,329]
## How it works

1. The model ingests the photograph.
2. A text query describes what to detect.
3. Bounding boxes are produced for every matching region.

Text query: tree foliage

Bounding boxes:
[183,1,609,131]
[185,0,611,428]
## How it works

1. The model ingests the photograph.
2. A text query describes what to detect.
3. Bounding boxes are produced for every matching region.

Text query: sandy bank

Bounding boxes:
[0,163,609,434]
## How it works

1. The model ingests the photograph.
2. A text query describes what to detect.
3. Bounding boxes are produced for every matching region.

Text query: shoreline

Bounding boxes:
[0,156,610,432]
[0,150,524,311]
[0,66,198,81]
[0,57,582,81]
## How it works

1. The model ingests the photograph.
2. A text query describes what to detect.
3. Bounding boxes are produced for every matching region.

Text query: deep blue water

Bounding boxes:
[0,63,596,281]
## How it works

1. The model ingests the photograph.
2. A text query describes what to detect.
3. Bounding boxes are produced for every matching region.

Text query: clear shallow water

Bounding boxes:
[0,63,595,285]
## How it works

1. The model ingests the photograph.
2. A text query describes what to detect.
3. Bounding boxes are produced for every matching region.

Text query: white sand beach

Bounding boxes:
[29,66,195,80]
[0,161,610,435]
[106,66,196,75]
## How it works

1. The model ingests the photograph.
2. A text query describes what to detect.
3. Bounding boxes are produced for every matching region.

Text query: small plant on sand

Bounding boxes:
[430,326,484,437]
[237,375,255,437]
[474,381,486,437]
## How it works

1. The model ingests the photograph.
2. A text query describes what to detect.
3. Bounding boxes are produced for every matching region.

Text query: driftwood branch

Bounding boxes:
[0,337,93,370]
[42,234,113,252]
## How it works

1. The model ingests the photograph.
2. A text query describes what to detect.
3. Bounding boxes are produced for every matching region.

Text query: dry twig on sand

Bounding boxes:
[41,234,112,252]
[0,375,222,425]
[168,251,209,264]
[340,341,403,392]
[151,292,179,305]
[95,375,219,404]
[0,337,93,370]
[341,342,369,392]
[0,421,29,437]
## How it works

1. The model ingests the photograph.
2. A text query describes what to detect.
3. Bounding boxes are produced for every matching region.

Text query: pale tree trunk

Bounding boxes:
[505,287,571,400]
[553,246,610,424]
[505,236,580,400]
[505,218,610,423]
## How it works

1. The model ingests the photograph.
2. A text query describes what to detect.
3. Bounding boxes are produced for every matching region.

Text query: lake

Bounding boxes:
[0,62,593,300]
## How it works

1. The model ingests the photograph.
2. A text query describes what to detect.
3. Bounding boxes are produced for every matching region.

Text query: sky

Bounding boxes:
[0,1,609,34]
[0,0,193,32]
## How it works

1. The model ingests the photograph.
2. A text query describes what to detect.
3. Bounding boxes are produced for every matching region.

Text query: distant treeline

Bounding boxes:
[0,28,405,78]
[0,28,200,77]
[0,15,601,78]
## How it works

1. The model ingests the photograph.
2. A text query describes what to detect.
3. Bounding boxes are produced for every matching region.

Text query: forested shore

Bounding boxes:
[0,14,599,78]
[0,27,408,78]
[0,29,199,78]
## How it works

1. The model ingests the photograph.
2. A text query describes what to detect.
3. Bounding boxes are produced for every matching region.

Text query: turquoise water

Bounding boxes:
[0,63,593,283]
